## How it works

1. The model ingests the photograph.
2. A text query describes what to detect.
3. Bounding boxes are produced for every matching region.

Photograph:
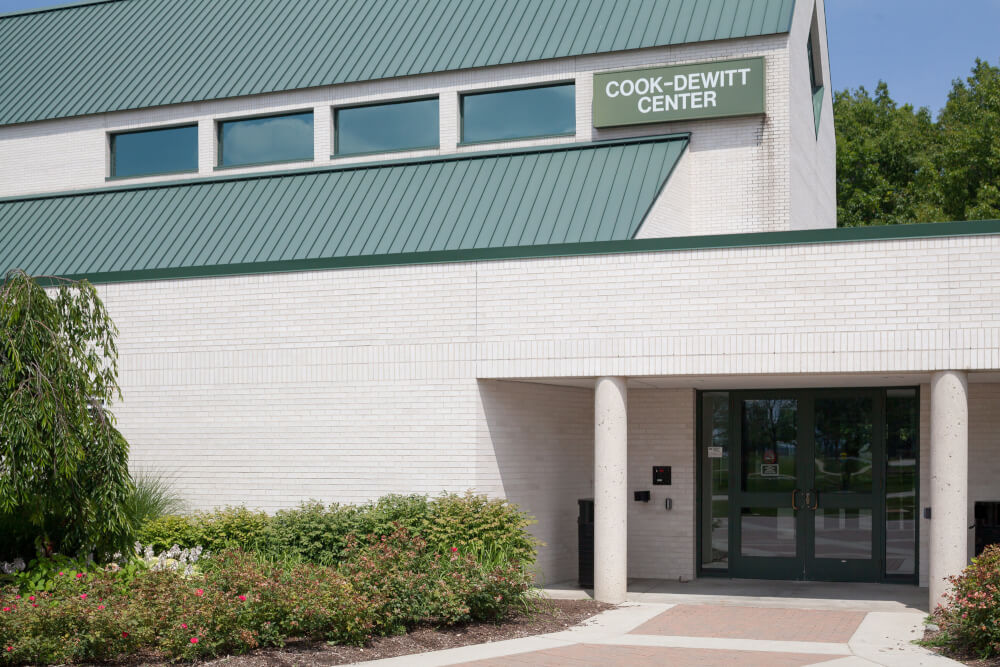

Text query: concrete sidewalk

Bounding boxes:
[354,581,960,667]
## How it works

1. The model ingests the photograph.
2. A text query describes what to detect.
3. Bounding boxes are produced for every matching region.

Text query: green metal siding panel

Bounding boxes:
[0,136,687,279]
[0,0,795,127]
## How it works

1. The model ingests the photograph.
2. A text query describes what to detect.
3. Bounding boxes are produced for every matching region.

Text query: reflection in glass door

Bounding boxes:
[701,389,916,583]
[732,396,804,579]
[807,394,882,581]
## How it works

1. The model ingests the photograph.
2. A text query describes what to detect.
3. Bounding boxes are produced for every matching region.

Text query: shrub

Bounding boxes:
[137,493,539,570]
[931,544,1000,658]
[0,531,532,665]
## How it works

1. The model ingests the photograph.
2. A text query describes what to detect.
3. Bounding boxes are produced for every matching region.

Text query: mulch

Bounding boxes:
[922,628,1000,667]
[133,598,612,666]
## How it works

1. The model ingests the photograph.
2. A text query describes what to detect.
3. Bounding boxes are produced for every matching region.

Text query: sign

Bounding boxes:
[760,464,779,477]
[763,448,777,464]
[593,57,765,128]
[707,446,723,459]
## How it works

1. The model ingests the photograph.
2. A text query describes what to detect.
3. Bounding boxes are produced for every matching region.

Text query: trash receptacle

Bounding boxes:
[975,501,1000,556]
[578,498,594,588]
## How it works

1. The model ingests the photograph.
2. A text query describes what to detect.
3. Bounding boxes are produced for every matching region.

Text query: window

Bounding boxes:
[335,98,439,156]
[461,83,575,144]
[110,125,198,179]
[807,12,825,136]
[218,111,313,168]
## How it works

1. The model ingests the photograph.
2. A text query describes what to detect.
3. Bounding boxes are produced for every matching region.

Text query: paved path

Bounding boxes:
[356,584,961,667]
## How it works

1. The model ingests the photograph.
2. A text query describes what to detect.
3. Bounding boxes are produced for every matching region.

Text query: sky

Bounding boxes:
[1,0,998,118]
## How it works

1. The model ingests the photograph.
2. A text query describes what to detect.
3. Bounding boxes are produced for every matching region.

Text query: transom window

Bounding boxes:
[335,98,439,157]
[218,111,314,168]
[110,125,198,179]
[461,83,575,144]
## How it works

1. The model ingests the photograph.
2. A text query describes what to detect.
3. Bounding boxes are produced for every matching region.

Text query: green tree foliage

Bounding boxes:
[835,59,1000,226]
[0,269,133,559]
[936,59,1000,221]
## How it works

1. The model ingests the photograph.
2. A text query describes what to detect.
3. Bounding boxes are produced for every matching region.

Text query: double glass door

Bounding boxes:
[730,391,883,581]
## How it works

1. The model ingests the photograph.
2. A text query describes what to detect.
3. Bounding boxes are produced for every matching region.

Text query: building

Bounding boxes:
[0,0,996,609]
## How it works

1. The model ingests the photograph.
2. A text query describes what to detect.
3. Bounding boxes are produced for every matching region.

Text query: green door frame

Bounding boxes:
[696,387,920,585]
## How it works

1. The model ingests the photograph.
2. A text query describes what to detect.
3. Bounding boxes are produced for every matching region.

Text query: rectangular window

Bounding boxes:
[110,125,198,179]
[335,98,439,156]
[461,83,575,144]
[885,388,918,576]
[701,392,730,570]
[218,111,313,168]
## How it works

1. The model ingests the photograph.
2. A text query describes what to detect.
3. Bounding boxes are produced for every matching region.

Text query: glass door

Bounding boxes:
[806,391,883,581]
[728,391,884,581]
[730,394,806,579]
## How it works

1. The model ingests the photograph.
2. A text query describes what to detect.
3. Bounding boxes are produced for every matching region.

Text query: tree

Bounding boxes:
[834,59,1000,227]
[0,269,133,559]
[834,82,943,227]
[936,59,1000,221]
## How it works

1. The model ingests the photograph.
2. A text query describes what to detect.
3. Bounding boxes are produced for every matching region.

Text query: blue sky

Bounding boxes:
[1,0,998,117]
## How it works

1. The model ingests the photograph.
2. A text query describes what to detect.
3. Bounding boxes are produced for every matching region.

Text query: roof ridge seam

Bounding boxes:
[0,0,129,21]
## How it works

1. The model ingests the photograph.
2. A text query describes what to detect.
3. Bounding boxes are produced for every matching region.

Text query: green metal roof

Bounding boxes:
[0,135,688,280]
[0,0,795,127]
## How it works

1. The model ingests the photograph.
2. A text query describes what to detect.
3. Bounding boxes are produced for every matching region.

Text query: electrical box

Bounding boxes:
[653,465,671,485]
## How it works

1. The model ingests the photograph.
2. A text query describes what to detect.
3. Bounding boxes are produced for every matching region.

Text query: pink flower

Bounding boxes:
[28,596,34,602]
[2,607,9,612]
[122,632,129,638]
[97,605,105,610]
[14,596,20,599]
[195,589,204,596]
[181,623,188,629]
[75,573,84,579]
[190,637,199,644]
[5,647,11,652]
[58,572,64,576]
[238,594,246,602]
[451,547,458,552]
[80,594,87,600]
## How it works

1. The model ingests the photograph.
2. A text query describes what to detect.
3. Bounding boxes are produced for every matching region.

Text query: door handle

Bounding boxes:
[792,489,800,510]
[806,490,819,510]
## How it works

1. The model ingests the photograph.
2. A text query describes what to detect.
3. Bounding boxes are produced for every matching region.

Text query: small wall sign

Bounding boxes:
[707,446,723,459]
[593,57,765,128]
[653,466,671,485]
[760,463,780,477]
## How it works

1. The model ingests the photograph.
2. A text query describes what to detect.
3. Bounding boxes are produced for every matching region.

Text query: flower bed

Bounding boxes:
[0,529,534,665]
[928,545,1000,660]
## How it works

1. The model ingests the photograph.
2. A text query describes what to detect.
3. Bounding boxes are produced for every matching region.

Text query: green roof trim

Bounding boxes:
[18,219,999,287]
[49,219,1000,286]
[0,135,690,280]
[0,0,796,127]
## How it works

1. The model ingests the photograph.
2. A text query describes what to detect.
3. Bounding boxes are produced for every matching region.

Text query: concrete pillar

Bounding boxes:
[929,370,969,608]
[594,376,627,603]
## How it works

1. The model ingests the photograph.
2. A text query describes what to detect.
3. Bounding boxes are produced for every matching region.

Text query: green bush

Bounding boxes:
[0,530,534,665]
[137,493,539,570]
[930,544,1000,658]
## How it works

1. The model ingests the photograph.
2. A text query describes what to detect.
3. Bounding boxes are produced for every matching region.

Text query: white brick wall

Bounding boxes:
[627,389,697,580]
[475,380,593,584]
[0,31,828,237]
[94,230,1000,583]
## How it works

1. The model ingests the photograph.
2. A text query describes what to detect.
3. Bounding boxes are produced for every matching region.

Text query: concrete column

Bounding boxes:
[594,376,627,603]
[929,370,969,608]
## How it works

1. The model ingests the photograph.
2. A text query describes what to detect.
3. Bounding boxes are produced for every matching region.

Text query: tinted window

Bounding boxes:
[336,98,438,156]
[111,125,198,178]
[462,84,575,144]
[219,111,313,167]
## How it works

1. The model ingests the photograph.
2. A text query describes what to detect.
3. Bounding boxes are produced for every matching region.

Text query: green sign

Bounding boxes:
[593,57,765,128]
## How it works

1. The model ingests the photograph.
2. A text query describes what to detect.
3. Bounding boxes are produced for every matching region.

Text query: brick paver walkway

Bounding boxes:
[629,604,867,643]
[459,644,841,667]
